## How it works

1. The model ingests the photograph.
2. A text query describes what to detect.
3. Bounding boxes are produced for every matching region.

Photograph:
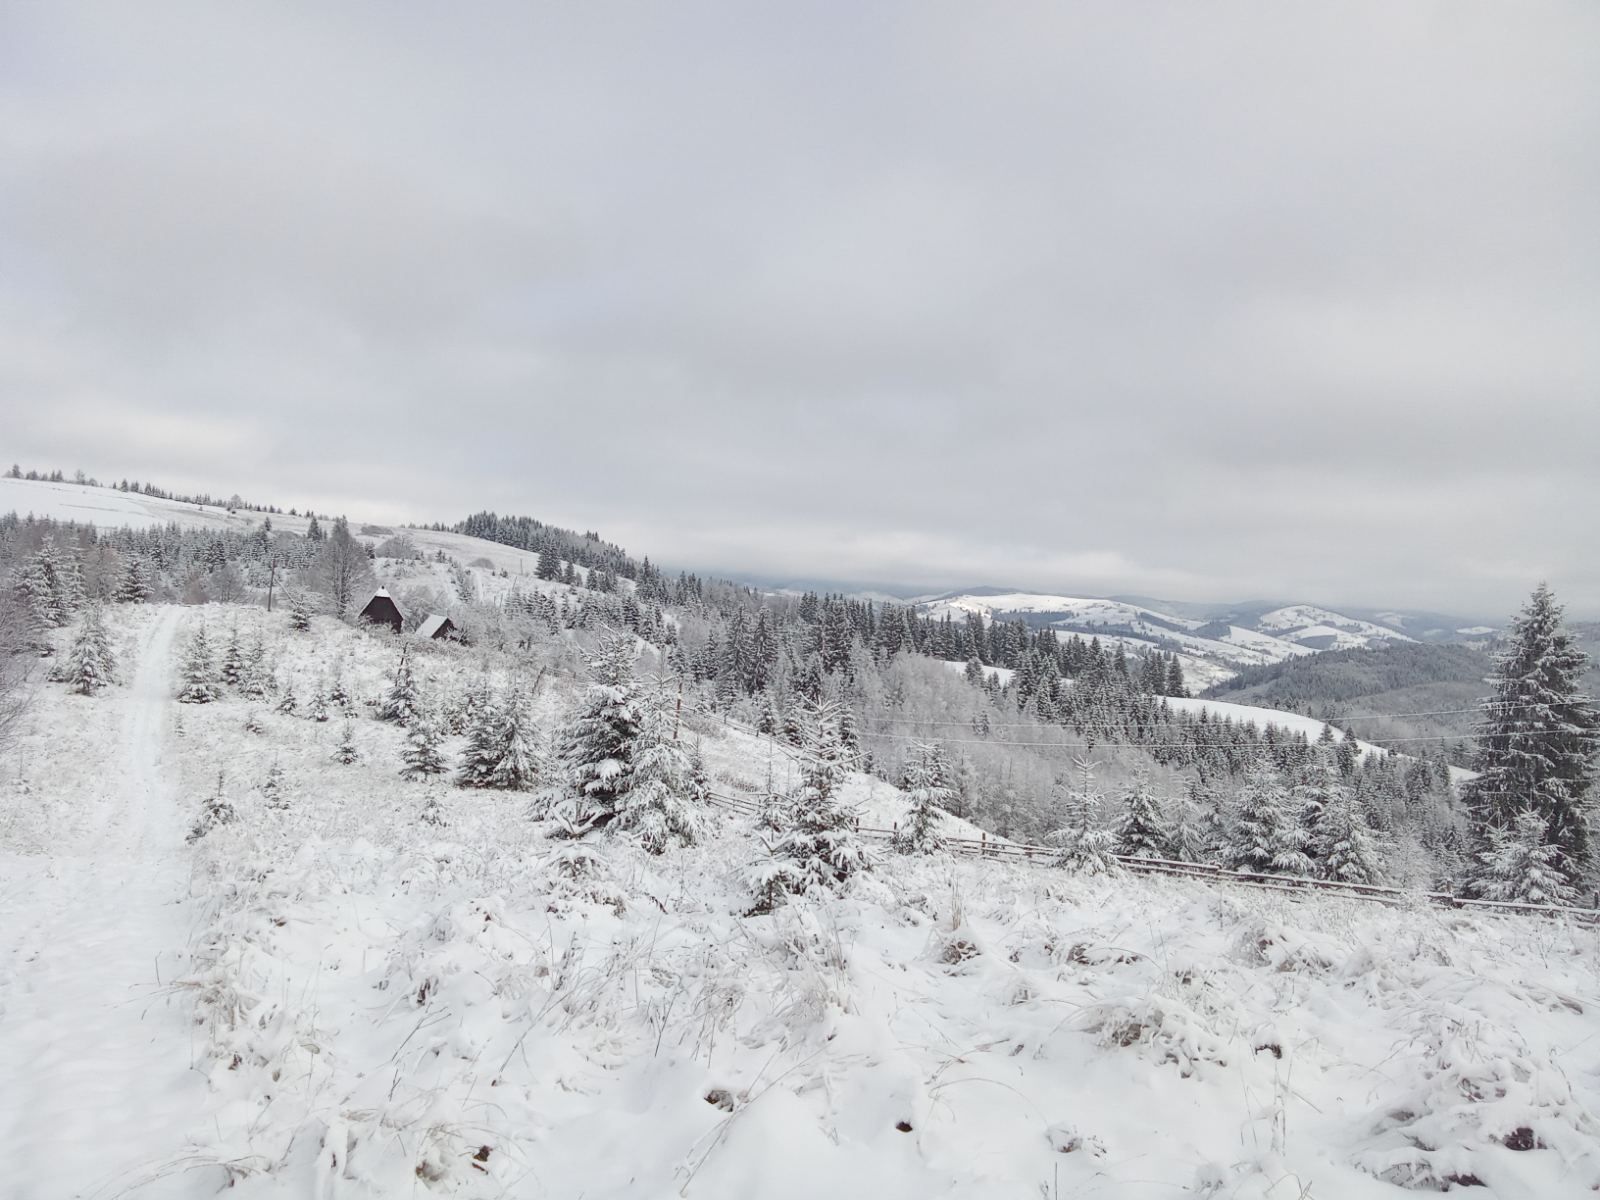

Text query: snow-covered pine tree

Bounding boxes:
[688,738,711,805]
[243,709,264,734]
[306,679,330,722]
[837,703,861,768]
[177,626,220,703]
[239,637,271,700]
[288,590,312,632]
[262,759,287,809]
[1048,758,1122,875]
[115,556,151,604]
[219,625,245,688]
[617,697,705,853]
[57,554,85,617]
[1315,786,1386,885]
[420,784,447,827]
[187,771,235,841]
[1165,779,1213,863]
[895,740,953,854]
[275,679,298,716]
[1223,761,1312,876]
[749,699,871,910]
[326,665,355,716]
[1113,770,1168,859]
[485,676,541,790]
[536,544,560,580]
[1463,583,1598,893]
[456,676,501,787]
[379,646,421,726]
[555,633,643,828]
[756,693,779,736]
[400,706,449,781]
[1292,752,1348,869]
[63,605,116,695]
[1476,808,1575,906]
[17,544,69,643]
[333,720,360,764]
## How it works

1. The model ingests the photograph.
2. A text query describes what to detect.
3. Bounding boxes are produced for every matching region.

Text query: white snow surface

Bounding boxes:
[1,607,208,1199]
[1,603,1588,1198]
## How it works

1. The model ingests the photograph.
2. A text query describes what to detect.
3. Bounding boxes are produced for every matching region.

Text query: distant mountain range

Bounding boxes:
[909,589,1497,689]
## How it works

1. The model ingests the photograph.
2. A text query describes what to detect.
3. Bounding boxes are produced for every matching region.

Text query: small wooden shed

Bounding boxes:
[357,589,405,634]
[417,613,457,641]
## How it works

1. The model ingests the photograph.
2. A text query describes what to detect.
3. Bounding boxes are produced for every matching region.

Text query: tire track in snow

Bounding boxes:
[0,606,213,1200]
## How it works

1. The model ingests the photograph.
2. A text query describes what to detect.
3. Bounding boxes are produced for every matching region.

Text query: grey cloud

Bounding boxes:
[1,1,1597,616]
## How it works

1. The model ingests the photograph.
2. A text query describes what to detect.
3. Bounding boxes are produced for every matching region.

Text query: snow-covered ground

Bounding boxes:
[1,602,1589,1198]
[0,607,209,1199]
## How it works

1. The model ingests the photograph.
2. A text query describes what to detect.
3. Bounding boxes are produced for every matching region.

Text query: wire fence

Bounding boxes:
[703,788,1600,926]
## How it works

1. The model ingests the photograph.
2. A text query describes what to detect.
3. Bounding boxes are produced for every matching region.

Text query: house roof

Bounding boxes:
[417,613,452,639]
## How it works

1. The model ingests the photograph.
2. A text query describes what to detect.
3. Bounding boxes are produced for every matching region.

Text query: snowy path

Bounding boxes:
[0,607,211,1200]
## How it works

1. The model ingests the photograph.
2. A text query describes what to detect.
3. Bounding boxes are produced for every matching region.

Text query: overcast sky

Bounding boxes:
[2,3,1597,618]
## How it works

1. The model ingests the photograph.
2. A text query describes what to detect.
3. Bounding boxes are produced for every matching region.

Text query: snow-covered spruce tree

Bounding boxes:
[554,632,644,829]
[748,699,871,912]
[187,771,235,841]
[288,589,312,632]
[261,759,287,809]
[220,625,245,688]
[63,606,116,696]
[239,638,272,701]
[895,740,952,854]
[379,646,421,726]
[275,678,298,716]
[1315,786,1386,885]
[1475,807,1575,906]
[176,626,220,703]
[17,544,70,645]
[1048,758,1122,876]
[306,680,330,722]
[1293,752,1349,870]
[1165,777,1215,863]
[1113,770,1168,859]
[115,556,151,604]
[1223,760,1312,876]
[1463,583,1598,894]
[400,706,449,781]
[333,720,360,765]
[455,676,501,787]
[326,666,355,716]
[837,703,861,768]
[485,676,541,791]
[616,696,705,854]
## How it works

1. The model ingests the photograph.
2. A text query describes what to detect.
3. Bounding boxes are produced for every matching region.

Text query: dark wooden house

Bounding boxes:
[417,613,457,641]
[357,589,405,634]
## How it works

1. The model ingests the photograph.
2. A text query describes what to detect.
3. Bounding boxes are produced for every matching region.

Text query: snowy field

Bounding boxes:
[2,602,1594,1198]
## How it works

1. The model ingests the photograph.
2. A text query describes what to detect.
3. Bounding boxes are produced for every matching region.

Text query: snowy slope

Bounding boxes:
[1,602,1589,1198]
[1256,604,1414,649]
[0,476,605,599]
[918,590,1434,689]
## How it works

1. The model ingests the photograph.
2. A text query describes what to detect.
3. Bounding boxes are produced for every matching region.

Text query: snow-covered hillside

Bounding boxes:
[1,603,1590,1198]
[0,476,599,600]
[917,590,1432,688]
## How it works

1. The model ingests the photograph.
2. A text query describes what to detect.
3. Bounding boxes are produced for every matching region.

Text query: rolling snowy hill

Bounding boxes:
[0,602,1589,1198]
[915,589,1459,689]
